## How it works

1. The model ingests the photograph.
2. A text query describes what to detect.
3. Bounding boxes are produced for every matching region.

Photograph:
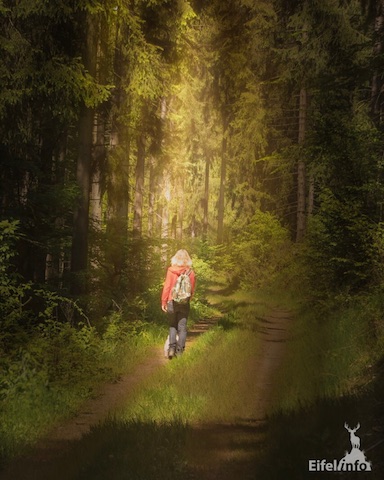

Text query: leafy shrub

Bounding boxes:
[191,255,215,286]
[227,210,291,288]
[303,191,378,296]
[0,221,35,355]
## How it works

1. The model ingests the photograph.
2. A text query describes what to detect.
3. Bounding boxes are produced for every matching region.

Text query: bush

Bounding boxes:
[227,210,291,288]
[302,192,378,296]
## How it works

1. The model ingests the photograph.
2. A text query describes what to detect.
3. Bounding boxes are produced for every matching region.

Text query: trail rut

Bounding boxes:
[184,308,292,479]
[0,309,292,480]
[0,318,219,479]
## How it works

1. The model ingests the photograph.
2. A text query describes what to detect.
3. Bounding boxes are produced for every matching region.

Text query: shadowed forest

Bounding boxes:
[2,0,384,478]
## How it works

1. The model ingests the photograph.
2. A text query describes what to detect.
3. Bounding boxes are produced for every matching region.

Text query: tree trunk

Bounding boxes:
[217,135,227,244]
[148,156,155,236]
[71,12,98,294]
[176,177,184,241]
[133,133,145,236]
[296,87,307,242]
[107,17,129,234]
[203,156,210,241]
[161,173,171,262]
[90,112,105,231]
[177,204,184,241]
[307,172,314,218]
[101,14,130,289]
[371,1,384,122]
[90,15,108,234]
[153,97,168,238]
[71,107,94,285]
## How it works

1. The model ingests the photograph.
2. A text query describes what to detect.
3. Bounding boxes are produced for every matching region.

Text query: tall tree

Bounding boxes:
[0,1,108,288]
[217,119,228,244]
[133,131,146,236]
[71,9,99,294]
[296,87,307,242]
[368,0,384,123]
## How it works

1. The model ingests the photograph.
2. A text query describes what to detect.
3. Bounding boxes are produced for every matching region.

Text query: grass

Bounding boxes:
[205,278,384,417]
[21,297,271,480]
[0,320,167,465]
[0,290,219,467]
[38,420,191,480]
[4,278,384,478]
[269,293,381,413]
[114,300,270,425]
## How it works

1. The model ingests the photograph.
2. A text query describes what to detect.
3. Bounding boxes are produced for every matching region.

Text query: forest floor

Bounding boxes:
[182,307,291,480]
[40,315,220,444]
[0,306,291,479]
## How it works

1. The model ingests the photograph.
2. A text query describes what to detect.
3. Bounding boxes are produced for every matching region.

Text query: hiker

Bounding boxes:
[161,249,196,359]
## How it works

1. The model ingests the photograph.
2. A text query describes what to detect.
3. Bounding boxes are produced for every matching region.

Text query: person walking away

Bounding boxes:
[161,249,196,359]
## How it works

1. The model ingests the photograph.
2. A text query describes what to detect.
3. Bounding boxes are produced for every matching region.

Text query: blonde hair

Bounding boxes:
[171,249,192,267]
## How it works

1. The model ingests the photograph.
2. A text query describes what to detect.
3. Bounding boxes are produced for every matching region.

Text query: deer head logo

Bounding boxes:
[344,422,361,450]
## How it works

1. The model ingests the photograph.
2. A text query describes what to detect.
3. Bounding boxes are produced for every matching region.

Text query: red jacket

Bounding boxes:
[161,266,196,307]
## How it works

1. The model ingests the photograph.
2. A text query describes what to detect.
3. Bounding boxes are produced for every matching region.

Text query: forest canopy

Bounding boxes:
[1,0,384,315]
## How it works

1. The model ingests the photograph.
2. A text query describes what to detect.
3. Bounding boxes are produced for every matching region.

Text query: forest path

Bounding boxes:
[0,297,293,480]
[0,316,219,479]
[184,307,292,479]
[42,316,219,443]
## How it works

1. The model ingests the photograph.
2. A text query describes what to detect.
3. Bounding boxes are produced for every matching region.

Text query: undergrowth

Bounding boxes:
[115,303,268,425]
[269,289,384,413]
[0,310,166,465]
[0,232,218,467]
[10,282,384,480]
[0,299,216,466]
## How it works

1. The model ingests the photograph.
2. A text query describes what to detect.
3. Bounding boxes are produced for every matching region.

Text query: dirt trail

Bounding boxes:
[44,317,218,443]
[45,352,167,443]
[0,318,219,479]
[0,310,291,480]
[184,308,292,479]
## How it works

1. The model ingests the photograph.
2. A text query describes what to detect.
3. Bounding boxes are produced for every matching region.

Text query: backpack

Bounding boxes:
[171,269,192,304]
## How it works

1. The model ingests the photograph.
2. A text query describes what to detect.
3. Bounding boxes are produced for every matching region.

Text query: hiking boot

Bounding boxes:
[176,346,184,357]
[168,347,175,359]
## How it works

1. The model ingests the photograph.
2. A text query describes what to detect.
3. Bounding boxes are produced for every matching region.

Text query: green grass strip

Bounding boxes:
[116,309,264,425]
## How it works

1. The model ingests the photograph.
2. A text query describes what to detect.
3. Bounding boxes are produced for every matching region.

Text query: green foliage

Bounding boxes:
[36,57,112,109]
[0,220,32,345]
[304,196,376,294]
[0,4,110,118]
[189,253,213,287]
[301,96,384,293]
[0,305,164,462]
[371,222,384,285]
[226,210,291,288]
[88,234,166,319]
[0,219,20,278]
[271,291,381,413]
